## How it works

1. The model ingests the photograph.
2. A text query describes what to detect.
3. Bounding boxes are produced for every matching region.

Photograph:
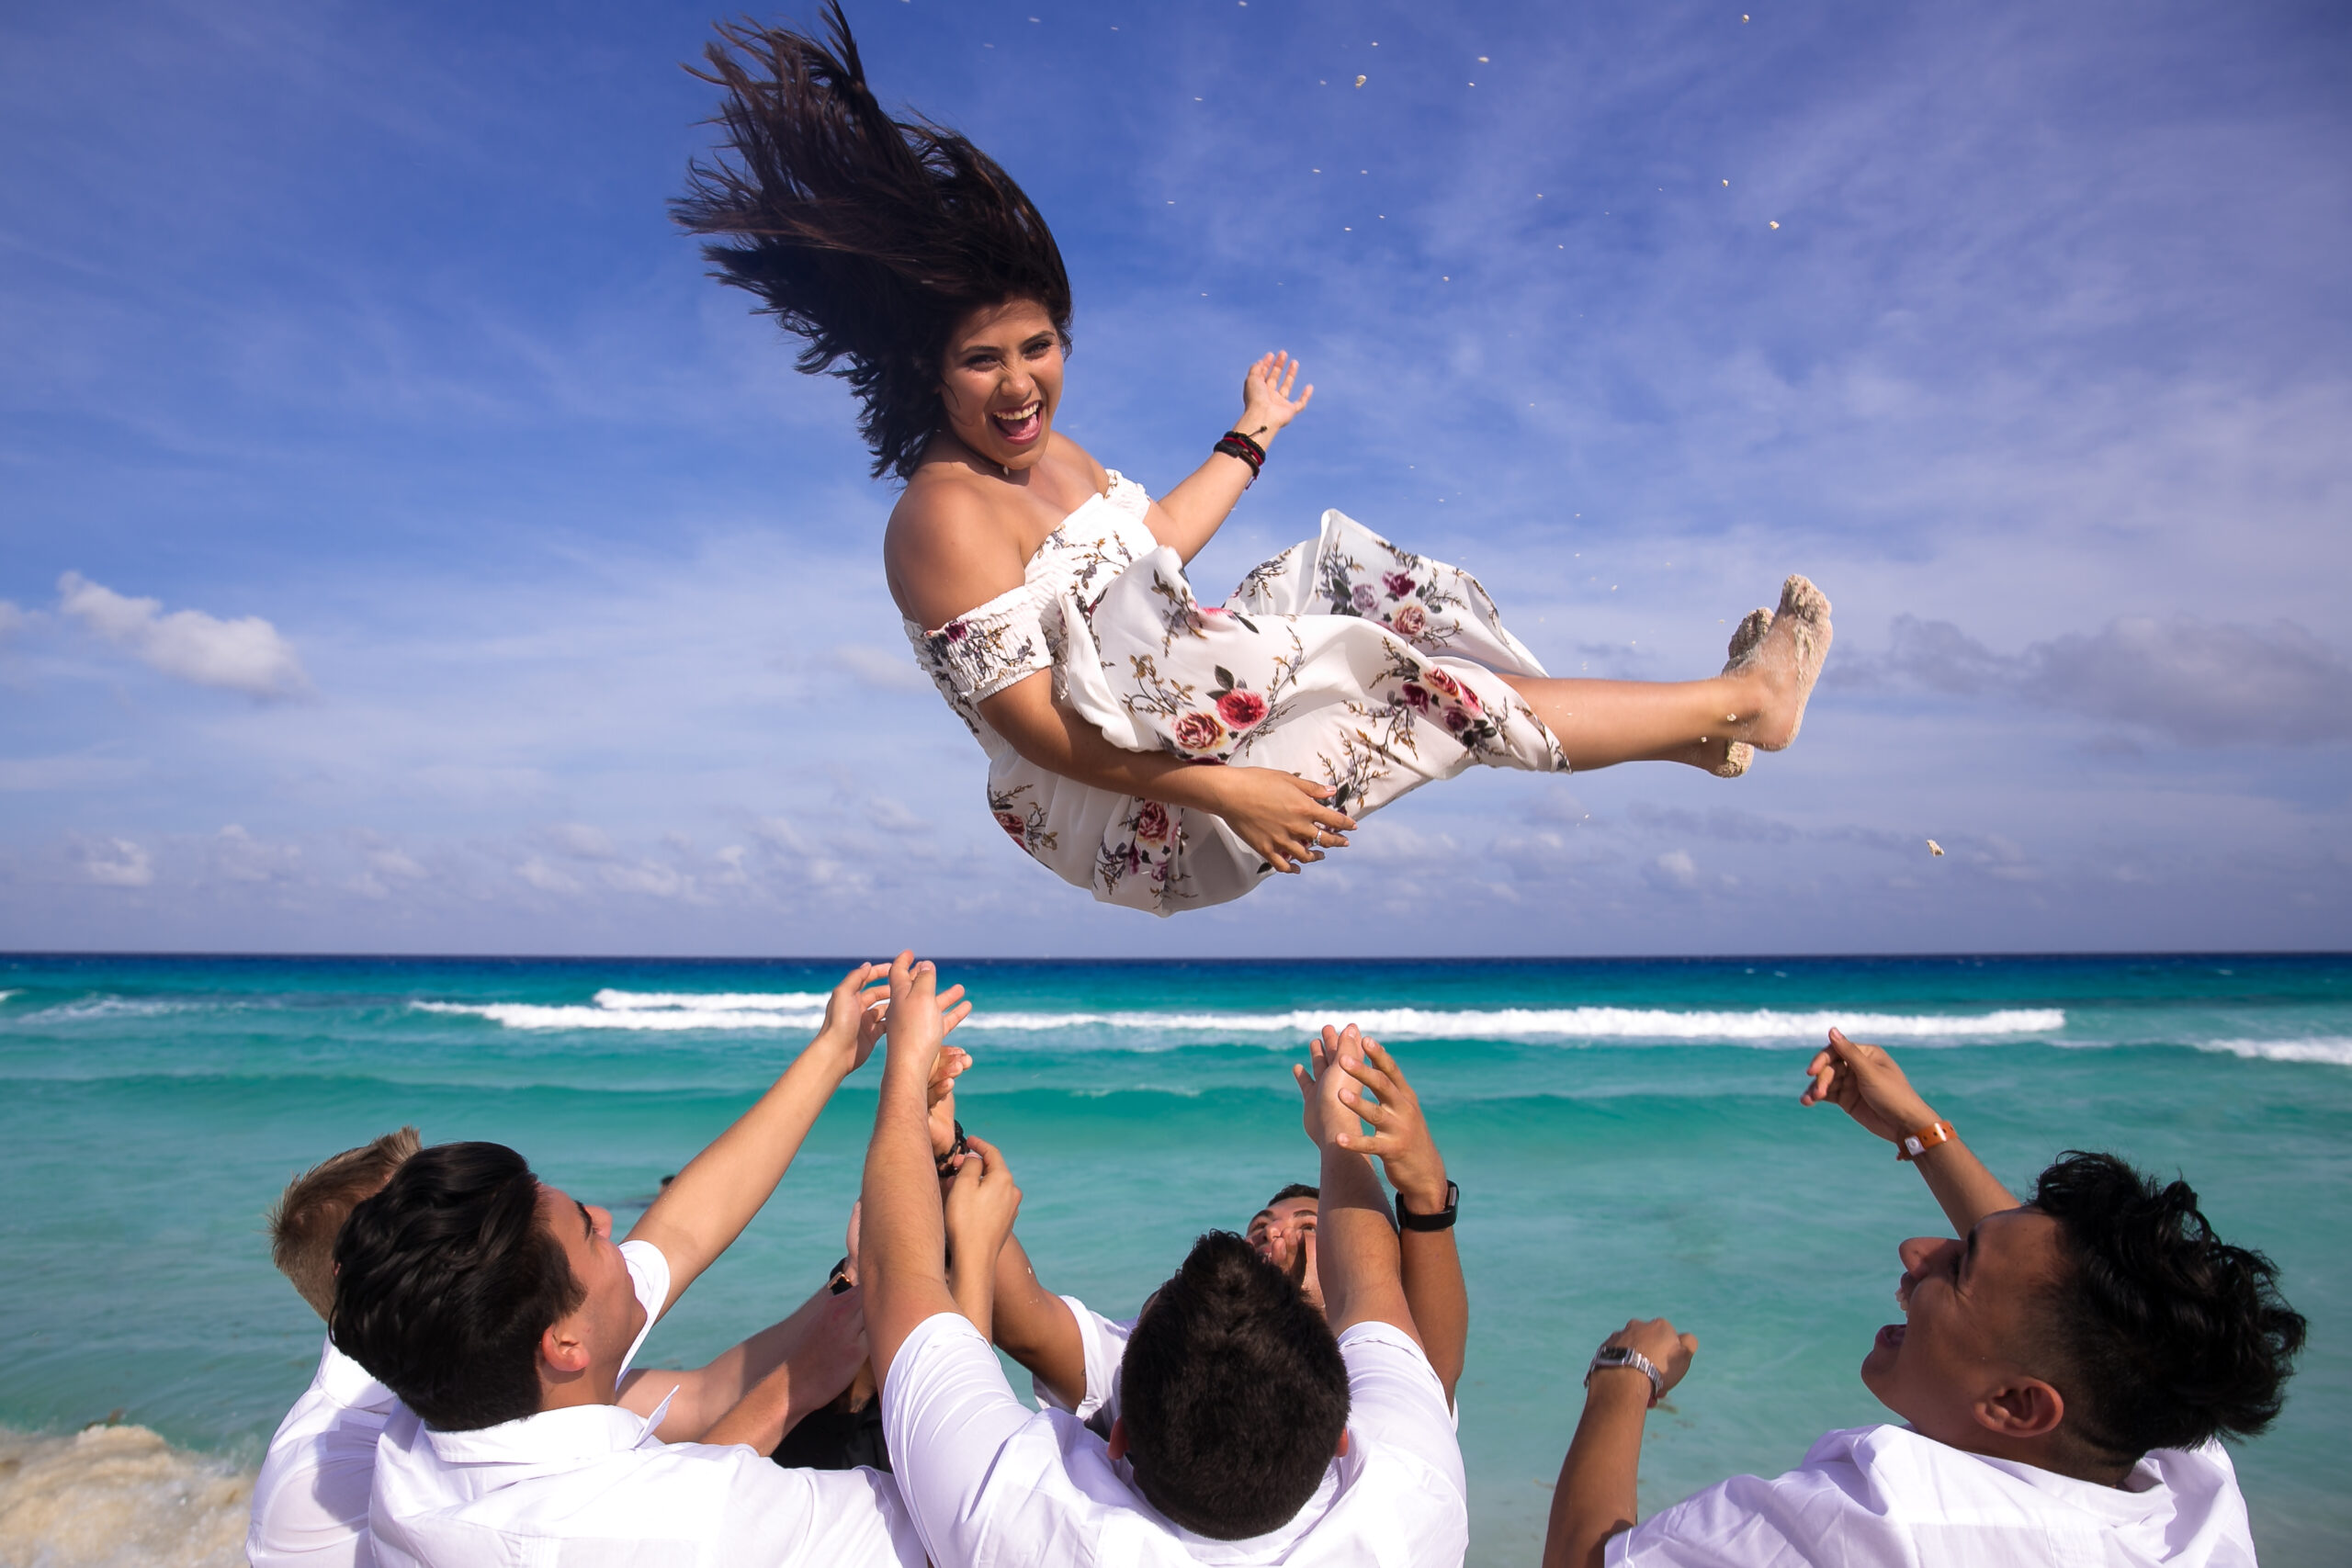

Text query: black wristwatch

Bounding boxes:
[1396,1179,1460,1232]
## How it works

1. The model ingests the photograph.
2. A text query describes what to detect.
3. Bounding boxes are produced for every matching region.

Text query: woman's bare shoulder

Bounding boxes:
[885,465,1029,628]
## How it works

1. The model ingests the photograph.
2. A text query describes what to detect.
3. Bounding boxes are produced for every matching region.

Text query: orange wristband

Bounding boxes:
[1896,1120,1956,1161]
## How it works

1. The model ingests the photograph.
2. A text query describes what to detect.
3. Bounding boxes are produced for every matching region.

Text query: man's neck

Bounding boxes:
[1935,1427,2136,1489]
[536,1361,625,1416]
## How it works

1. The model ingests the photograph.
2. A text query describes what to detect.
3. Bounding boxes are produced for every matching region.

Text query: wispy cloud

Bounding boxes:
[56,573,311,700]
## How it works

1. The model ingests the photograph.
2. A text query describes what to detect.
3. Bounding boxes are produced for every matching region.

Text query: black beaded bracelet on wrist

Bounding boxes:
[1214,429,1267,482]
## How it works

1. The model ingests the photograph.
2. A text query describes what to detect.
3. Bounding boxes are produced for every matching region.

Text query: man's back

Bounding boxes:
[881,1307,1466,1567]
[248,1338,403,1568]
[1613,1424,2257,1568]
[368,1399,919,1568]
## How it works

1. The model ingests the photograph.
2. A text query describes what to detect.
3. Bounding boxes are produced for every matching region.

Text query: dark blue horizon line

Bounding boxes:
[2,949,2345,966]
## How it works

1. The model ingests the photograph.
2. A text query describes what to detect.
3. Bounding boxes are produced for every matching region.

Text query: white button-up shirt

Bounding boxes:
[368,1237,922,1568]
[884,1303,1468,1567]
[248,1337,404,1568]
[1611,1422,2257,1567]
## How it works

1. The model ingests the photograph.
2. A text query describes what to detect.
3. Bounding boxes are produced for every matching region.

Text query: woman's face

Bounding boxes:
[936,298,1064,473]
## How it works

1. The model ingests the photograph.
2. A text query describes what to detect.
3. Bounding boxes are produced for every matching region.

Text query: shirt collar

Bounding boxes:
[423,1390,673,1467]
[317,1337,400,1413]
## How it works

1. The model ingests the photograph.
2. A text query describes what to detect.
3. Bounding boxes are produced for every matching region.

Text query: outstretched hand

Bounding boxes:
[1294,1023,1369,1150]
[1800,1028,1938,1145]
[851,964,970,1067]
[1237,351,1314,444]
[1204,766,1356,874]
[927,1044,972,1161]
[1334,1038,1449,1215]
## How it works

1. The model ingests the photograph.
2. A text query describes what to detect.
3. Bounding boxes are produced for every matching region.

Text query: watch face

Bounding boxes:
[1594,1347,1634,1367]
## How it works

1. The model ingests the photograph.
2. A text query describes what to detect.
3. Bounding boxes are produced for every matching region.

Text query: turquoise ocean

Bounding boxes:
[2,953,2346,1565]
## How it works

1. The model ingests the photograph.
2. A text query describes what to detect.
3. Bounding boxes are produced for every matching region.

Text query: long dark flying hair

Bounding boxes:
[673,4,1074,480]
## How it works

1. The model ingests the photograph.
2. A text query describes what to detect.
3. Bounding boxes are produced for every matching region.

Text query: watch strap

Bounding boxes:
[1396,1179,1460,1232]
[1585,1345,1665,1405]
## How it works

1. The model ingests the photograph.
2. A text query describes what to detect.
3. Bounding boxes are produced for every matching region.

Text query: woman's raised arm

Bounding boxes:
[1146,352,1314,564]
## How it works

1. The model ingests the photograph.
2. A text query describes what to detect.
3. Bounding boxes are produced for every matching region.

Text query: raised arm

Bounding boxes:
[988,1232,1090,1411]
[1543,1318,1699,1568]
[628,963,966,1307]
[1801,1028,2018,1235]
[1145,352,1314,563]
[1333,1039,1466,1402]
[1295,1025,1418,1344]
[621,1280,865,1450]
[861,953,964,1383]
[942,1135,1023,1340]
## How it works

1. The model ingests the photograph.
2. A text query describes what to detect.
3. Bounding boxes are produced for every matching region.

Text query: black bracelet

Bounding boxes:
[1215,430,1266,481]
[1396,1179,1460,1232]
[934,1120,968,1176]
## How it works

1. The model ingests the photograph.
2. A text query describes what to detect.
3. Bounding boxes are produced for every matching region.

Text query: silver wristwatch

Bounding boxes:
[1585,1344,1665,1404]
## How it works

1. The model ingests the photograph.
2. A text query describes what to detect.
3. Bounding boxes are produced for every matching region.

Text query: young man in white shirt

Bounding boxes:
[995,1034,1469,1429]
[859,953,1470,1567]
[250,1128,421,1568]
[1544,1029,2308,1568]
[330,963,970,1568]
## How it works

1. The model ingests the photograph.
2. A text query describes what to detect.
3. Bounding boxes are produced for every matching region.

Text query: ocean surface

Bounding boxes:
[2,952,2346,1566]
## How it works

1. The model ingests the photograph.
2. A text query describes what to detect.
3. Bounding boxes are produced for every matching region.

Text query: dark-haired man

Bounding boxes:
[1017,1037,1468,1445]
[334,964,969,1568]
[1544,1029,2306,1568]
[858,953,1467,1565]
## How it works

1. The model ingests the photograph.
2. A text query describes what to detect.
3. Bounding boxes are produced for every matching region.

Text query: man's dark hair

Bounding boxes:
[2031,1151,2305,1459]
[1119,1231,1349,1540]
[1265,1182,1318,1207]
[330,1142,584,1432]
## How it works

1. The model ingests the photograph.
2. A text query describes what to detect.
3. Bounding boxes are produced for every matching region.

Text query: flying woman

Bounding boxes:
[674,6,1831,916]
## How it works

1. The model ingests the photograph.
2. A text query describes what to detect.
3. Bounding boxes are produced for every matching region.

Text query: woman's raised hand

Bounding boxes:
[1202,766,1356,874]
[1237,351,1314,443]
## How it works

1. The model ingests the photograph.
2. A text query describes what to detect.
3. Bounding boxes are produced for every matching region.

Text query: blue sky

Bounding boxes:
[4,0,2347,956]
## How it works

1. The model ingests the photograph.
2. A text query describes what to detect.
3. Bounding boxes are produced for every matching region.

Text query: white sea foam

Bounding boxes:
[2197,1036,2352,1066]
[413,997,2064,1043]
[25,997,207,1022]
[0,989,17,1002]
[593,988,831,1010]
[0,1424,252,1567]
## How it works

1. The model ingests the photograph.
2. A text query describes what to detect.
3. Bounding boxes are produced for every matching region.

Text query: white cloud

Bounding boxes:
[56,571,311,699]
[548,823,617,861]
[78,838,153,887]
[0,602,25,639]
[1649,850,1700,891]
[212,824,301,883]
[516,856,582,894]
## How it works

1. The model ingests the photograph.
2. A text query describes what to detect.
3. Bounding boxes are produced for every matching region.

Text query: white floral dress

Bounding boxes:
[904,471,1569,915]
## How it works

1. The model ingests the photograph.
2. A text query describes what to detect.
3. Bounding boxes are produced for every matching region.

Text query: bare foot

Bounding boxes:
[1710,607,1774,778]
[1731,576,1833,751]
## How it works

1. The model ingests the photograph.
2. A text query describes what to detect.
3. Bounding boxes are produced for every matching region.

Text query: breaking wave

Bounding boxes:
[413,991,2066,1044]
[2197,1035,2352,1066]
[0,1424,252,1567]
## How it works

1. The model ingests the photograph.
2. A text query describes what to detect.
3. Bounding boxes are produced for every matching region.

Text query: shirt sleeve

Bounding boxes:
[915,588,1052,708]
[881,1312,1046,1568]
[1031,1296,1134,1428]
[616,1238,673,1380]
[1335,1322,1465,1496]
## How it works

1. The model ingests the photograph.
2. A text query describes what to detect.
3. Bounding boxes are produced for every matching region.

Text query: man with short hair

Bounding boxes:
[249,1128,421,1568]
[859,953,1469,1565]
[1544,1029,2307,1568]
[1002,1037,1468,1441]
[334,963,968,1568]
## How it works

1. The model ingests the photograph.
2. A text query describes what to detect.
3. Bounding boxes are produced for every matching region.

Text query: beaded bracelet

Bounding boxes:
[1214,430,1267,481]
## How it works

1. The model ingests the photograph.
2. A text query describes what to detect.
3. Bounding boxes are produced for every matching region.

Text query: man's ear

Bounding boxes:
[539,1316,593,1378]
[1106,1416,1128,1462]
[1334,1427,1351,1460]
[1973,1376,2065,1441]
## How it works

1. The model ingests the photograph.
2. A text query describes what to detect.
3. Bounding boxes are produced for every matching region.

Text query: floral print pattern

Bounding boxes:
[905,479,1567,916]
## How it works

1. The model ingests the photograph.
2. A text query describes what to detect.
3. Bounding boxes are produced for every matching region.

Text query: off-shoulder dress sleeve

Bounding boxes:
[909,584,1053,727]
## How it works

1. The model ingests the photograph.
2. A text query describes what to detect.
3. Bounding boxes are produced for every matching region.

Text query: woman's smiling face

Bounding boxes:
[936,298,1064,473]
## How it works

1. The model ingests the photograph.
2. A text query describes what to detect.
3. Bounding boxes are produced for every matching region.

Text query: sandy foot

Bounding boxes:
[1711,606,1774,777]
[1742,575,1833,752]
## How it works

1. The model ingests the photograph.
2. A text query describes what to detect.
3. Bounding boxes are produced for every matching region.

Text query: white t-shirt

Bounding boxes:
[1611,1422,2258,1567]
[368,1237,922,1568]
[883,1300,1468,1567]
[248,1337,404,1568]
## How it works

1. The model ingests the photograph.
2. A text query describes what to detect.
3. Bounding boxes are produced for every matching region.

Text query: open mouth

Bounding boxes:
[989,399,1044,446]
[1875,1323,1906,1351]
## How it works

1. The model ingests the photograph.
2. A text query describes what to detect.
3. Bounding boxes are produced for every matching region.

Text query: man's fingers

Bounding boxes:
[940,999,975,1035]
[1679,1332,1700,1354]
[964,1134,1012,1183]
